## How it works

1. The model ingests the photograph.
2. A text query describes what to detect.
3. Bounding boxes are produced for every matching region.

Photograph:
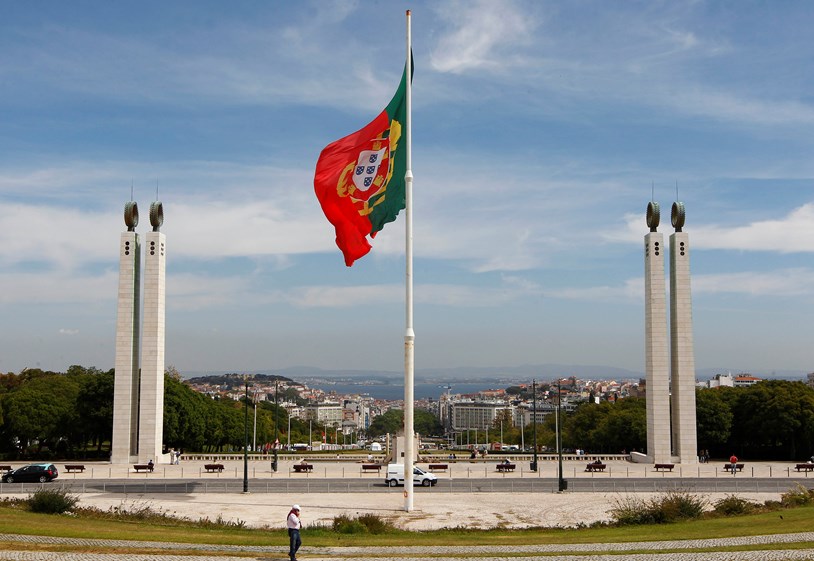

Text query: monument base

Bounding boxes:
[387,431,419,464]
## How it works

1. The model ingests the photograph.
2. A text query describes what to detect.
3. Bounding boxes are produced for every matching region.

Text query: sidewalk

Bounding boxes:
[46,457,814,481]
[1,531,814,560]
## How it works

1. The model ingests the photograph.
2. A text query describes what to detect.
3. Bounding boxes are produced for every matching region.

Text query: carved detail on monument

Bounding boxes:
[646,201,660,232]
[150,201,164,232]
[124,201,139,232]
[671,201,685,232]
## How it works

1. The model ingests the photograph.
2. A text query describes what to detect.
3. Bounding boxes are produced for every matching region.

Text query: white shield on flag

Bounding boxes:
[352,147,387,197]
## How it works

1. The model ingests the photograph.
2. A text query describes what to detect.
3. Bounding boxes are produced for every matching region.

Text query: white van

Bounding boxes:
[385,464,438,487]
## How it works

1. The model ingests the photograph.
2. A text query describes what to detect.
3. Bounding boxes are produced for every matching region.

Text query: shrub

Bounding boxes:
[332,514,368,534]
[27,488,79,514]
[712,495,759,516]
[656,490,707,522]
[763,500,783,511]
[780,484,814,507]
[331,513,395,534]
[609,495,656,525]
[354,513,394,534]
[609,491,706,526]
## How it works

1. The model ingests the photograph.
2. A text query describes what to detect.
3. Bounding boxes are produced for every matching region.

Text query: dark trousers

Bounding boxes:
[288,528,301,559]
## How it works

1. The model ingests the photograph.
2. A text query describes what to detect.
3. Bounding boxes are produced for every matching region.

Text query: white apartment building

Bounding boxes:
[515,402,556,427]
[303,402,343,426]
[451,401,514,432]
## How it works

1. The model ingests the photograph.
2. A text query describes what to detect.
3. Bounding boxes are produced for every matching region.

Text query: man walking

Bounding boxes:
[286,504,302,561]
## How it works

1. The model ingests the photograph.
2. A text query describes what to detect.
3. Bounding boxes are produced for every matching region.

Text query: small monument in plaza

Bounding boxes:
[387,430,420,464]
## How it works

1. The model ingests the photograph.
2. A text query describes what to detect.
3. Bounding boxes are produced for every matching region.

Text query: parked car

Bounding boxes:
[1,463,59,483]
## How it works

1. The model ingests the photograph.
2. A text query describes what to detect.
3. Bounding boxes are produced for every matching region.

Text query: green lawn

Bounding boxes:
[0,504,812,550]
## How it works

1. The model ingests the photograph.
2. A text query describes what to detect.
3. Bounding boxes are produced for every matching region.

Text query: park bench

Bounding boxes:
[653,463,675,472]
[428,464,448,472]
[292,463,313,473]
[496,463,516,472]
[133,464,153,473]
[723,463,744,472]
[0,465,12,473]
[361,464,381,473]
[204,463,224,473]
[64,464,85,473]
[585,462,607,472]
[795,464,814,472]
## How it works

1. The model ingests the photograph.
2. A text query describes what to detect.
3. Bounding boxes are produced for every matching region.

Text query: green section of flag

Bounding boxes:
[368,61,410,236]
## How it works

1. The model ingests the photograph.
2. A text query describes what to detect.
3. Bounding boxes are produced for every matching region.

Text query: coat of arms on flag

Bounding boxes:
[335,126,401,218]
[314,60,411,266]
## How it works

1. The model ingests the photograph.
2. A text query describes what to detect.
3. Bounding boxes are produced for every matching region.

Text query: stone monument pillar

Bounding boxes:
[137,201,166,463]
[111,202,141,464]
[669,202,698,464]
[643,202,672,464]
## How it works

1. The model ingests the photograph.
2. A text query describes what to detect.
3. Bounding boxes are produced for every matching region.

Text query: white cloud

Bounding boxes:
[284,277,544,309]
[2,10,404,113]
[0,160,335,268]
[0,204,120,268]
[286,284,399,308]
[693,269,814,297]
[168,274,253,311]
[544,278,642,303]
[430,0,537,74]
[657,87,814,127]
[612,203,814,253]
[0,270,117,304]
[694,204,814,253]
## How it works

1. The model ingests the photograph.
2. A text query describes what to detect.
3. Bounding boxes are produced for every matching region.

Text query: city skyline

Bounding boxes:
[2,2,814,377]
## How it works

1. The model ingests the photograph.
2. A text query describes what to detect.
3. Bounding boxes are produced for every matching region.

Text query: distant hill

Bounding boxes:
[182,365,809,383]
[182,364,644,383]
[186,372,295,389]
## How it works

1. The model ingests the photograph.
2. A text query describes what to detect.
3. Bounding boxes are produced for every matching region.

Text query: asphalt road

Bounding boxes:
[3,476,809,495]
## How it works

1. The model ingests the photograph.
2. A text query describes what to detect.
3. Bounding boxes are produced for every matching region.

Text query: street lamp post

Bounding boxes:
[531,380,538,472]
[556,379,567,492]
[243,375,249,493]
[272,381,279,472]
[252,390,257,453]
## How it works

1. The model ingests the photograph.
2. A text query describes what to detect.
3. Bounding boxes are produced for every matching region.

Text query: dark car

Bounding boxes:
[1,463,59,483]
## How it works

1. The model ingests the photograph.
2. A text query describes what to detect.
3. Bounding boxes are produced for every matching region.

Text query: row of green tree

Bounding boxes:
[0,366,360,460]
[483,380,814,461]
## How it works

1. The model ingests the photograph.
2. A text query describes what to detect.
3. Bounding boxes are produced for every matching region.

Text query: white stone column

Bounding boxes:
[670,231,698,464]
[111,231,140,464]
[138,230,166,463]
[644,232,672,464]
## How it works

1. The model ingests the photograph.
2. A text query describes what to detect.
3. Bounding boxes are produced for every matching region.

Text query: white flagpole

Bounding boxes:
[403,8,415,513]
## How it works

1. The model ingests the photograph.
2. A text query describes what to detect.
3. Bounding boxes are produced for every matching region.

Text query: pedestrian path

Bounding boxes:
[1,532,814,560]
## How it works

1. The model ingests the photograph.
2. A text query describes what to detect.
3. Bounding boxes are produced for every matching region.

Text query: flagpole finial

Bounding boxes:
[406,9,411,16]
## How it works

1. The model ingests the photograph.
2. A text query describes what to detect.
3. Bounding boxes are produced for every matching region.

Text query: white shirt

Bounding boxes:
[287,511,301,530]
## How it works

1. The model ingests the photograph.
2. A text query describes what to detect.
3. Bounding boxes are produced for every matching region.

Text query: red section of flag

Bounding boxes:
[314,111,390,266]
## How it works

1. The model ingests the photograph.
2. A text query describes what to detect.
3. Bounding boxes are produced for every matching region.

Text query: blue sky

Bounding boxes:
[2,1,813,378]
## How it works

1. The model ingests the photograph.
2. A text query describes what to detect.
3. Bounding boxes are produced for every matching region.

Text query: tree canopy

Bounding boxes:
[367,408,443,438]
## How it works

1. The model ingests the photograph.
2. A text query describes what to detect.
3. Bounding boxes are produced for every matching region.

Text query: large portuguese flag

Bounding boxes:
[314,60,412,267]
